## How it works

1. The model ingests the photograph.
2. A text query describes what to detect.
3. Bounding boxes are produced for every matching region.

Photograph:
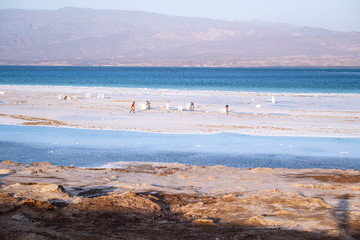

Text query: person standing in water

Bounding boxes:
[225,105,229,114]
[129,102,135,113]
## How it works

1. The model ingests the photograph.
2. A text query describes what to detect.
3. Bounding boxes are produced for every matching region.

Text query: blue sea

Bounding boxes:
[1,66,360,93]
[1,66,360,169]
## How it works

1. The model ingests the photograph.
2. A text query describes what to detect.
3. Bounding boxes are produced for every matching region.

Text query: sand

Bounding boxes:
[0,85,359,136]
[1,85,360,239]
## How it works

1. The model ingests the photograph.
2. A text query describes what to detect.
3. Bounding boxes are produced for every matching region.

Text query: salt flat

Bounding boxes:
[0,85,359,137]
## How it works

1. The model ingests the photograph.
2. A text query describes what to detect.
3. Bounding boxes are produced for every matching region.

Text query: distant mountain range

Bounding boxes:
[1,7,359,67]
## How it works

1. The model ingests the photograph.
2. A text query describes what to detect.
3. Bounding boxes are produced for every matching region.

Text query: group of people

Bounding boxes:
[129,101,229,114]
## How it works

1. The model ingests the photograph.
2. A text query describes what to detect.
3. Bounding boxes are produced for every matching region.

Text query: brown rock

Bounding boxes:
[193,218,216,225]
[20,199,56,210]
[31,162,53,166]
[221,194,238,202]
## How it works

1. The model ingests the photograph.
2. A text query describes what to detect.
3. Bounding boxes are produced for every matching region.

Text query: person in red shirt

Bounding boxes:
[129,102,135,113]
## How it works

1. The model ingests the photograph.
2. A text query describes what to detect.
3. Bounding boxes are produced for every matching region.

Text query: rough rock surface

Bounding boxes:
[0,161,359,239]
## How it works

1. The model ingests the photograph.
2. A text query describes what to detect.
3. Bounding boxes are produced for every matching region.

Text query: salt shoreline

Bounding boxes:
[2,84,360,95]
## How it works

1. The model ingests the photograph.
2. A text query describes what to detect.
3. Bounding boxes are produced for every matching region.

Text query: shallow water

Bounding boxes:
[1,125,359,170]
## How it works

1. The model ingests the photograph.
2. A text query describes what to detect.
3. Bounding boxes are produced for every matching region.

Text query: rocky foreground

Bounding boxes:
[0,160,359,240]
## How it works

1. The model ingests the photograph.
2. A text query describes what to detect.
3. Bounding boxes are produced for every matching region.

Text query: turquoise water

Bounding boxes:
[1,66,359,93]
[1,125,359,170]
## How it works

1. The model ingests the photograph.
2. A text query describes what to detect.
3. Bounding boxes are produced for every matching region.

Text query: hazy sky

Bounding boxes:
[1,0,359,32]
